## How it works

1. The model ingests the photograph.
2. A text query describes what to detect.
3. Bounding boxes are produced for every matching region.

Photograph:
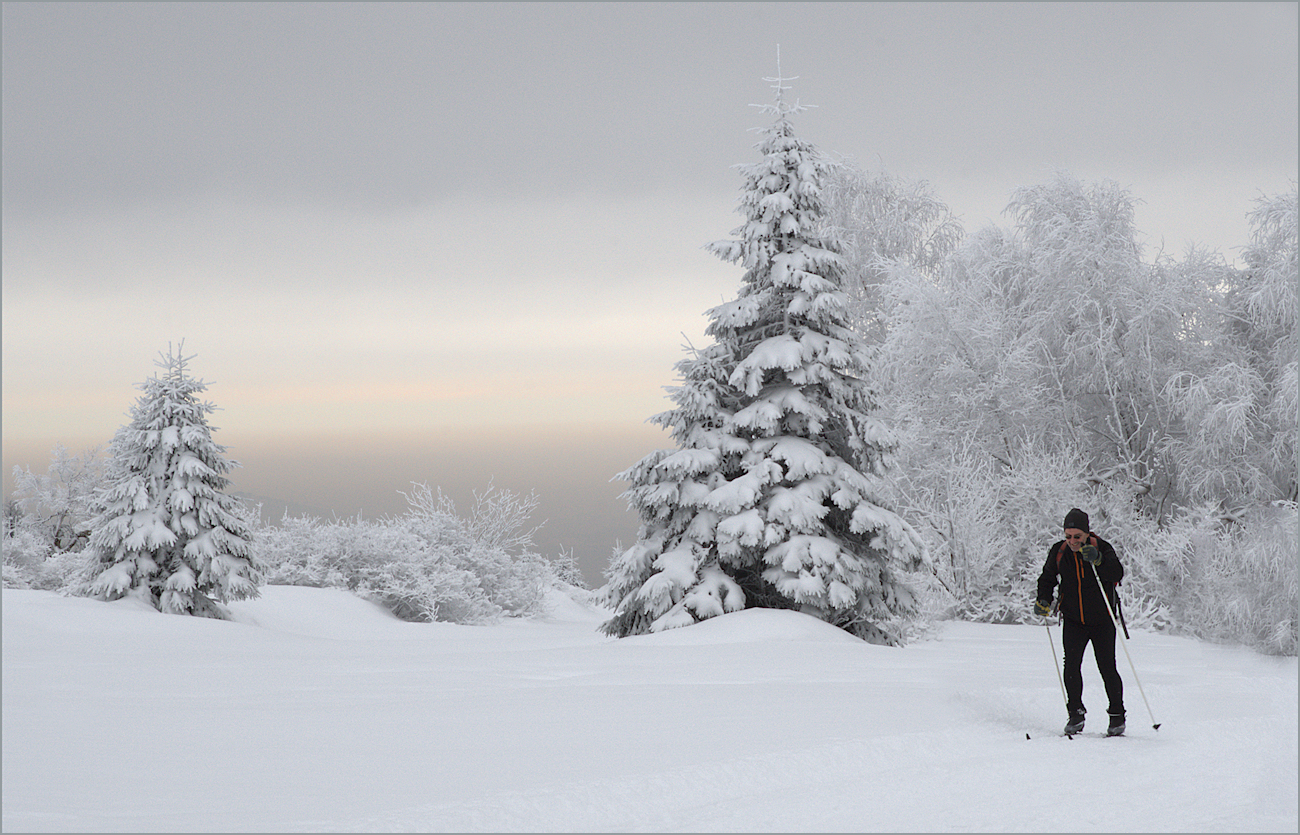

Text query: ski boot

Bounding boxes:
[1064,708,1086,735]
[1106,712,1126,737]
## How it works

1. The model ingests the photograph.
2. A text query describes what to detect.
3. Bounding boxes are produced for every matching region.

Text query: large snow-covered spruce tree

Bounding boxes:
[84,345,262,618]
[602,74,926,643]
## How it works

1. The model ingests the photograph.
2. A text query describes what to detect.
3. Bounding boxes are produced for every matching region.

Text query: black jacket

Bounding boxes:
[1036,533,1123,627]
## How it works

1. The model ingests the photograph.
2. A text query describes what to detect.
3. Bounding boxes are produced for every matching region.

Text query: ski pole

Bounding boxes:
[1092,565,1161,730]
[1044,615,1069,710]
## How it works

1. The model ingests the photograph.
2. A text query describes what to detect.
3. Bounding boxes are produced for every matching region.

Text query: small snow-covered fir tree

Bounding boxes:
[84,344,262,617]
[602,68,926,643]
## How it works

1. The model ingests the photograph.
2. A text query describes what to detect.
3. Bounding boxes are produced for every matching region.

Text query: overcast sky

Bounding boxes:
[3,2,1296,583]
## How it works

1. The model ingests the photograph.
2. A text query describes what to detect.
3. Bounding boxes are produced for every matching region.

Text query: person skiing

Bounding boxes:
[1034,508,1126,736]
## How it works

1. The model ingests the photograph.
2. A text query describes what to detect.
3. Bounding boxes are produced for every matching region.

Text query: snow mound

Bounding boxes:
[226,585,415,640]
[1,587,166,637]
[536,586,612,624]
[4,587,1296,832]
[228,585,615,639]
[625,606,865,646]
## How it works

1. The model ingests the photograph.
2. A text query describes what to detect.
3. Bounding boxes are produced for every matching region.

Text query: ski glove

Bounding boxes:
[1034,600,1052,617]
[1081,544,1102,566]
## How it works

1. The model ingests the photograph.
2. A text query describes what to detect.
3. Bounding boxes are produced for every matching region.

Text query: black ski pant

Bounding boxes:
[1061,617,1124,717]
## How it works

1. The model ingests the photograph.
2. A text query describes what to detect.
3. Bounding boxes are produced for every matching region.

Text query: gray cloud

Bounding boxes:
[5,3,1294,220]
[3,3,748,212]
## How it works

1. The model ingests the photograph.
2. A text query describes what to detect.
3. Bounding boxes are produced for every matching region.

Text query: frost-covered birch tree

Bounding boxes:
[817,159,963,345]
[10,443,105,552]
[602,72,926,643]
[1164,184,1298,506]
[83,345,262,618]
[873,173,1297,644]
[4,444,107,591]
[878,173,1212,619]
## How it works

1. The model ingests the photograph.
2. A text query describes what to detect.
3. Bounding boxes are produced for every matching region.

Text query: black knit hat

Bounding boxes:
[1063,508,1090,531]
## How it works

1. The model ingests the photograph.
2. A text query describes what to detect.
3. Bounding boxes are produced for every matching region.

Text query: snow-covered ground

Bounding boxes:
[3,585,1295,833]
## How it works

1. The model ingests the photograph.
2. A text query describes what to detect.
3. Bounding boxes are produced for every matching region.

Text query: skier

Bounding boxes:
[1034,508,1127,736]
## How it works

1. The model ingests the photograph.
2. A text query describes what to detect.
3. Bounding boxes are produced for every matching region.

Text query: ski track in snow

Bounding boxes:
[3,586,1295,833]
[300,715,1294,833]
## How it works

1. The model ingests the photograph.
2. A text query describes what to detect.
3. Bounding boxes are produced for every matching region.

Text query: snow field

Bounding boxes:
[3,585,1295,832]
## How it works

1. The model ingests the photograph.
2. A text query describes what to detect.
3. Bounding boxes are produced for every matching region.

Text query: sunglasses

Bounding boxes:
[1064,533,1088,542]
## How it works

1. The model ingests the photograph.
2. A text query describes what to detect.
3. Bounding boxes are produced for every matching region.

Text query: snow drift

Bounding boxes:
[3,585,1295,832]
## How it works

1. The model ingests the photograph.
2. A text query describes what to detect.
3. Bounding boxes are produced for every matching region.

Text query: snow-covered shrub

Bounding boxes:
[1150,502,1297,655]
[3,520,56,589]
[404,479,541,557]
[258,513,481,622]
[344,516,506,624]
[1,561,27,590]
[398,482,551,618]
[11,444,106,553]
[892,441,1095,624]
[258,514,376,591]
[4,547,88,592]
[256,482,556,624]
[3,445,110,592]
[257,514,349,589]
